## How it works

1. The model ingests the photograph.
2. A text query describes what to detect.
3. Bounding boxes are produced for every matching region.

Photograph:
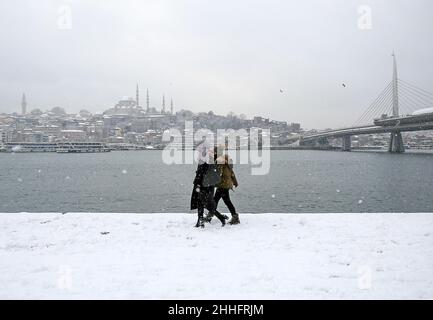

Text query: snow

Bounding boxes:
[0,212,432,299]
[412,107,433,115]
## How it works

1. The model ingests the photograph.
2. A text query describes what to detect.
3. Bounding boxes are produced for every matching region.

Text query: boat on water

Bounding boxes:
[4,142,58,152]
[3,142,110,153]
[56,142,111,153]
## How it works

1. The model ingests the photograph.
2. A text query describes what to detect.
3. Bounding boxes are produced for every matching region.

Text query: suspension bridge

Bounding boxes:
[299,54,433,153]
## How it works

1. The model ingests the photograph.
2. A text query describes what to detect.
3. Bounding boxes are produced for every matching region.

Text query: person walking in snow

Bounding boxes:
[204,146,240,225]
[190,141,228,228]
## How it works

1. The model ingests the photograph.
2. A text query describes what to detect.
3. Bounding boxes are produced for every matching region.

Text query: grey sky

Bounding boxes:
[1,0,432,129]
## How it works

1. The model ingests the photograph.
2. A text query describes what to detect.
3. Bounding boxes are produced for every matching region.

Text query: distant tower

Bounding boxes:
[162,94,166,114]
[392,51,399,117]
[170,98,173,115]
[136,84,140,108]
[146,89,150,113]
[21,93,27,115]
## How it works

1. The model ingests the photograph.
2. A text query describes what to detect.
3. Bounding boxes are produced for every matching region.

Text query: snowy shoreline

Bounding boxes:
[1,212,432,299]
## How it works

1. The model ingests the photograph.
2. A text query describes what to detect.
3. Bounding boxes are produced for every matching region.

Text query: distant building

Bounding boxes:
[104,96,144,116]
[21,93,27,115]
[290,123,301,132]
[0,128,12,143]
[115,96,138,109]
[60,129,87,141]
[13,129,49,143]
[136,84,140,108]
[162,94,166,114]
[253,116,270,126]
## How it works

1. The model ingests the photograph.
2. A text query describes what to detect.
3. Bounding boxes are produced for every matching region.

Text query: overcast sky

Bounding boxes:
[1,0,432,129]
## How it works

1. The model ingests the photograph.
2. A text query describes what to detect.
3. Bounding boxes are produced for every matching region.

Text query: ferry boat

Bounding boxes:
[4,142,110,153]
[4,142,58,152]
[56,142,110,153]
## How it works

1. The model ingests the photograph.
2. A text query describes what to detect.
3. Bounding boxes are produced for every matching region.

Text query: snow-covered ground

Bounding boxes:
[0,212,432,299]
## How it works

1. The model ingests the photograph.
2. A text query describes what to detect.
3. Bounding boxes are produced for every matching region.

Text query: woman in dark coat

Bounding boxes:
[190,144,227,228]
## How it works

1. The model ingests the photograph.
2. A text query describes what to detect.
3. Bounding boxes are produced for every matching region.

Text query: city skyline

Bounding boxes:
[1,0,433,129]
[7,85,253,119]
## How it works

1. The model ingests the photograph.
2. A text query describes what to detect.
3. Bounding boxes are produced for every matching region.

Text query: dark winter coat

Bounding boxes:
[190,163,220,210]
[215,155,238,190]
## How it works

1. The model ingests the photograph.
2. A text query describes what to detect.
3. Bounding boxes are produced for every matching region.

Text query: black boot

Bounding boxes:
[195,216,205,228]
[203,212,214,223]
[204,212,228,223]
[213,211,227,227]
[229,214,240,225]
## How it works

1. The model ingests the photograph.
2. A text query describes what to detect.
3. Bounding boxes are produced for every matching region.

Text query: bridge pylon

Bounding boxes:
[388,52,405,153]
[389,131,405,153]
[342,135,351,151]
[392,51,399,117]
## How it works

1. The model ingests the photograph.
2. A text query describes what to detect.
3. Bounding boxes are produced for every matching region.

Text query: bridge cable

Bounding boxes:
[357,83,393,124]
[361,81,393,122]
[398,80,433,105]
[399,93,422,114]
[399,86,429,113]
[353,81,392,125]
[371,87,394,120]
[353,81,393,126]
[399,79,433,100]
[353,82,393,126]
[398,86,426,113]
[401,85,433,104]
[398,81,433,109]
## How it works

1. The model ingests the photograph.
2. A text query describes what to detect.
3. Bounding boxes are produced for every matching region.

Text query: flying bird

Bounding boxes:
[280,89,284,93]
[342,83,346,88]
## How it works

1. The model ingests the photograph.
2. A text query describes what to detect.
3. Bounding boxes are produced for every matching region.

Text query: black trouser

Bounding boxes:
[214,188,237,216]
[197,186,218,218]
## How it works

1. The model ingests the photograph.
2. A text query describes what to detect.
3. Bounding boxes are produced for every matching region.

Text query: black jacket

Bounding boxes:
[190,163,220,210]
[193,163,208,187]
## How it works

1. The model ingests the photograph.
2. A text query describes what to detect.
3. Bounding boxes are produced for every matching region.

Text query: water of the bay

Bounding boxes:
[1,150,432,213]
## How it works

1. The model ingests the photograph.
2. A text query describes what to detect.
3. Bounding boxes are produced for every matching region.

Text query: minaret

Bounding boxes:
[136,84,139,108]
[170,98,173,115]
[146,89,150,113]
[392,51,399,117]
[21,93,27,115]
[162,94,166,114]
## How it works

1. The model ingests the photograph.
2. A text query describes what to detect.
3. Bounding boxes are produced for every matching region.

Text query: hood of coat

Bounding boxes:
[216,154,232,165]
[196,142,214,164]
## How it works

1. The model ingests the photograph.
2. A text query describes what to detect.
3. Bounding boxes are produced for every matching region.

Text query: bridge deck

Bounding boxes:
[302,121,433,141]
